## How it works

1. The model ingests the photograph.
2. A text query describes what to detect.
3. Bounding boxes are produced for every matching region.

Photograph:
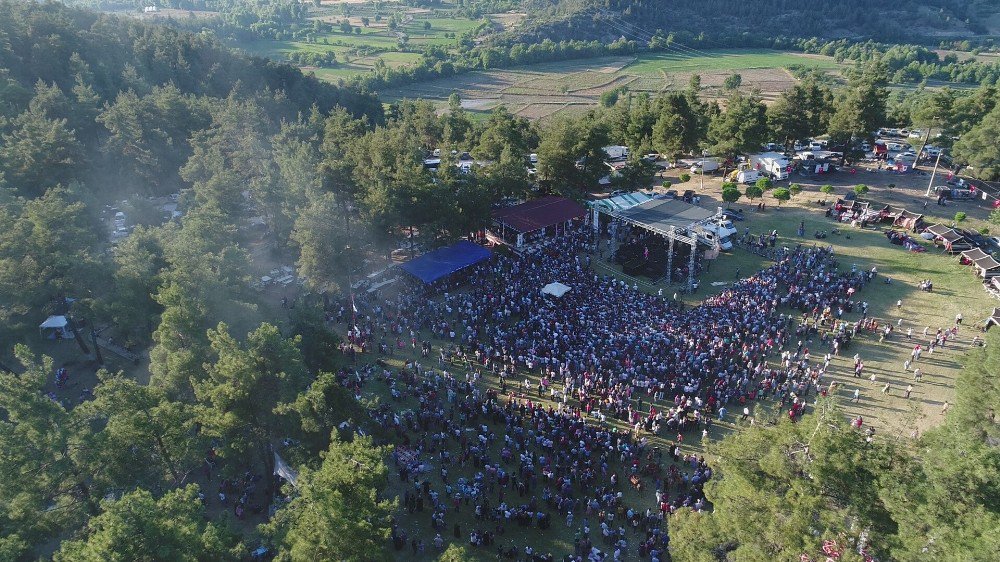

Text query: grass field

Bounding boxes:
[382,49,844,119]
[624,49,841,75]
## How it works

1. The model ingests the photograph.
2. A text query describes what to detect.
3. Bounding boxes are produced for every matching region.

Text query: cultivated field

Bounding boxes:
[382,49,844,119]
[231,1,484,80]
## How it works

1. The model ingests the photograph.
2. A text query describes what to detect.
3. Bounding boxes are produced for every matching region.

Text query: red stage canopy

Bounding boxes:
[493,196,586,234]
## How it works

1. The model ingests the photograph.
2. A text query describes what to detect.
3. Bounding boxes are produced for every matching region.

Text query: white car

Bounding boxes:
[908,130,923,139]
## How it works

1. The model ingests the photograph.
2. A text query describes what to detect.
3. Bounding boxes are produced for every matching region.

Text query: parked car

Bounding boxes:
[682,189,696,203]
[720,209,745,222]
[664,190,678,200]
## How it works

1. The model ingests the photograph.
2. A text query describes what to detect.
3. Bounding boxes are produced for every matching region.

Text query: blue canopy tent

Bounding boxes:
[399,241,493,284]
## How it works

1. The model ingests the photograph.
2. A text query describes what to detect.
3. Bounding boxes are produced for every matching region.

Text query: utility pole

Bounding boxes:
[924,150,944,198]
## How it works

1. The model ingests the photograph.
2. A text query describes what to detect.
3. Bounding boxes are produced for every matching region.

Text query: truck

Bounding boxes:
[935,185,977,201]
[689,213,737,251]
[729,168,760,185]
[691,223,734,250]
[750,152,791,180]
[690,156,720,174]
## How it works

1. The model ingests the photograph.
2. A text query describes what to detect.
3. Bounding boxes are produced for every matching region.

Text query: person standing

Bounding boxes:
[905,384,913,399]
[852,388,860,403]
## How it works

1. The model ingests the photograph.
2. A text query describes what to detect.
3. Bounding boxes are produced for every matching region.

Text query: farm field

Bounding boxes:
[381,49,845,119]
[230,2,483,81]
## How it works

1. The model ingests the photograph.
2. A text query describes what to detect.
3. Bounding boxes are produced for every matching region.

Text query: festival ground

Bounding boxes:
[330,180,994,558]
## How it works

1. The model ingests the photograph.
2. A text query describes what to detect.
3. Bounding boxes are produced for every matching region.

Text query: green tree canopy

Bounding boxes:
[265,434,395,562]
[767,80,834,150]
[536,114,609,196]
[54,485,242,562]
[952,103,1000,181]
[651,92,705,159]
[0,105,84,198]
[829,65,889,145]
[709,91,768,158]
[722,186,742,205]
[772,187,791,205]
[0,187,103,336]
[194,322,310,495]
[668,400,897,561]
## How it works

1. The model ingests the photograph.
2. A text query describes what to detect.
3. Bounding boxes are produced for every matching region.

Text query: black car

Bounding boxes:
[683,189,696,203]
[721,209,745,222]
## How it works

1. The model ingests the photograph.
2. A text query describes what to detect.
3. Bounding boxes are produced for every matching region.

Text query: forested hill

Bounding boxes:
[519,0,1000,45]
[0,0,380,118]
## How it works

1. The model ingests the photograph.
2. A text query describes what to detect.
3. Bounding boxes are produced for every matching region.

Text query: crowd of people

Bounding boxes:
[331,223,893,560]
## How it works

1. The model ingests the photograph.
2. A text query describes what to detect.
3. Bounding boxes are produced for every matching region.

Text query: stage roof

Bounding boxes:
[612,198,715,233]
[590,191,655,212]
[493,196,586,233]
[399,241,492,284]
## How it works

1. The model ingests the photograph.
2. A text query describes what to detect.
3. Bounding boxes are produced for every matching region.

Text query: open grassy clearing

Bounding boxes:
[382,50,843,118]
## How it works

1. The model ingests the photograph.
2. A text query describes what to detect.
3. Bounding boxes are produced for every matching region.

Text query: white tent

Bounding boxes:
[541,282,571,298]
[273,451,299,487]
[39,315,73,339]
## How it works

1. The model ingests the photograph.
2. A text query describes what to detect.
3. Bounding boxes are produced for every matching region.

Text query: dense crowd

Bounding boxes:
[340,225,877,560]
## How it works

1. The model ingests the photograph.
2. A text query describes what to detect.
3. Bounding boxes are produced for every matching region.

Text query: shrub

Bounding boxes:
[755,177,773,191]
[679,173,691,183]
[788,183,802,197]
[854,184,869,196]
[955,211,967,223]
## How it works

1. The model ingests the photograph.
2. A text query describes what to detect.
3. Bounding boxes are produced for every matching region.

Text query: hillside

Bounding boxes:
[517,0,1000,45]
